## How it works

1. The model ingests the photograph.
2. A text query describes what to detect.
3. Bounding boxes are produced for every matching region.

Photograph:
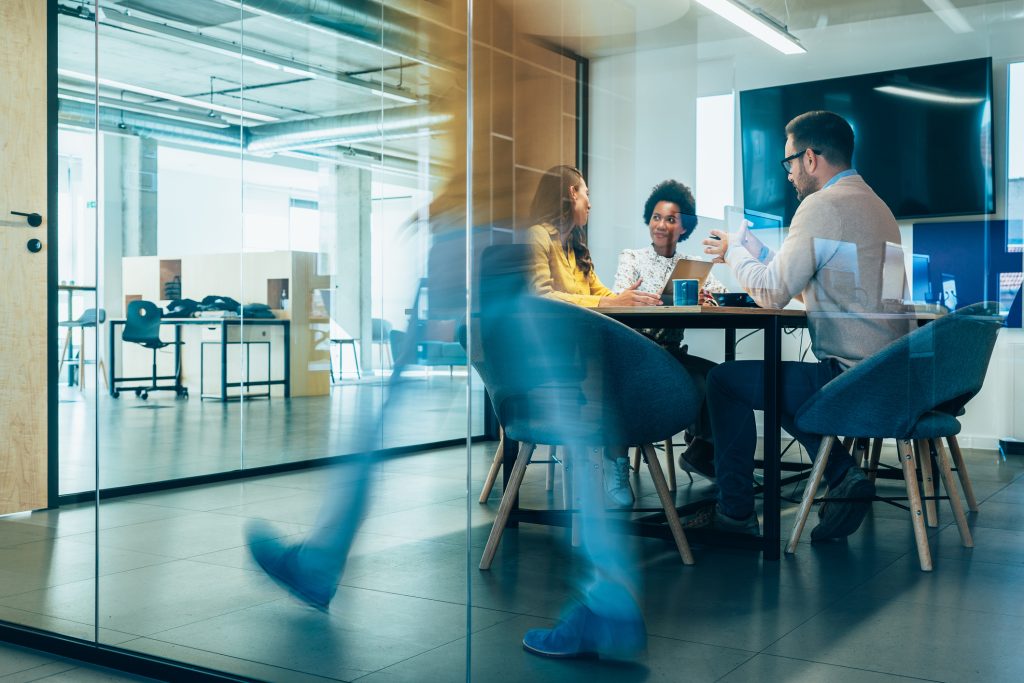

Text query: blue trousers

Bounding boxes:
[706,359,853,519]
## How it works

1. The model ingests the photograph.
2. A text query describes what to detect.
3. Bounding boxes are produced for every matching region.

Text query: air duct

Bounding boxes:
[246,105,450,154]
[231,0,456,70]
[58,98,243,152]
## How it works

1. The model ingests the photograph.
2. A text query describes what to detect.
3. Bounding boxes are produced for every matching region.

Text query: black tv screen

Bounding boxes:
[740,58,994,225]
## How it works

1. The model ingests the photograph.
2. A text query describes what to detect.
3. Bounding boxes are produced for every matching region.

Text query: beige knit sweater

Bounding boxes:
[726,174,913,366]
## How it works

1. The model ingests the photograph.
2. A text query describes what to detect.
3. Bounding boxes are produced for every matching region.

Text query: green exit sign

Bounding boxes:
[86,200,96,208]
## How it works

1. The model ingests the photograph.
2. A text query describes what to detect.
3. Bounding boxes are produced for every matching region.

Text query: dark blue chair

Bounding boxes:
[120,300,186,400]
[786,303,1001,570]
[475,245,700,569]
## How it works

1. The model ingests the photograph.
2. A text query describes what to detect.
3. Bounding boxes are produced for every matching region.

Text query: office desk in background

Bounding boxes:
[107,317,291,401]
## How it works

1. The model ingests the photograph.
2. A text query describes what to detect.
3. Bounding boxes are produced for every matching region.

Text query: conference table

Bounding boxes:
[495,304,809,561]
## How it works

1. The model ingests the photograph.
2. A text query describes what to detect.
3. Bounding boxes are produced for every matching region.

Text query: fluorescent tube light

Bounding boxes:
[57,88,232,128]
[696,0,805,55]
[875,84,984,105]
[59,69,280,122]
[922,0,973,34]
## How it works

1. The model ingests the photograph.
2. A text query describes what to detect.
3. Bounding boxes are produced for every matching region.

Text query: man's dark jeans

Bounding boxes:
[706,359,852,519]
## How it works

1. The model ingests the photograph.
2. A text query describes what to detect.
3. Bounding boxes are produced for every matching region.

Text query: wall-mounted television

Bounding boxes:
[740,58,994,225]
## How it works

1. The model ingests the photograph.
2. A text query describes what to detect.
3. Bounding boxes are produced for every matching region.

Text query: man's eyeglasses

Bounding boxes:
[780,148,821,173]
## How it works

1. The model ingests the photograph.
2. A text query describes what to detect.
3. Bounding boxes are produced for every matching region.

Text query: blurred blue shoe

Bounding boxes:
[522,604,646,659]
[246,521,335,611]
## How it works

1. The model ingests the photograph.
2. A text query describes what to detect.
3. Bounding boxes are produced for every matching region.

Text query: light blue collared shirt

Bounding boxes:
[822,168,858,190]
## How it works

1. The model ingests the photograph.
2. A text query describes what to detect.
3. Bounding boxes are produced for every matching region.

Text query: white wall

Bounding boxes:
[587,4,1024,448]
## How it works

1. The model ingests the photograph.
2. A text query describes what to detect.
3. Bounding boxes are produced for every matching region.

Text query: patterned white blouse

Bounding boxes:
[613,245,726,295]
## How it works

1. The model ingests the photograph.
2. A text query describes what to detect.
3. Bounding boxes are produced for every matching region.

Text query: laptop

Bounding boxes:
[660,259,716,296]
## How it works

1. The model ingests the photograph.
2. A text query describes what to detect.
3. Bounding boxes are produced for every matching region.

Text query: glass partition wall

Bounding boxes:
[2,0,1023,681]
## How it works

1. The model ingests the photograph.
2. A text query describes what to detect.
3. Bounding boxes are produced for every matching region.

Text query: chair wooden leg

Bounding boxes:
[631,446,641,472]
[899,439,933,571]
[916,439,938,528]
[98,356,109,391]
[664,439,677,492]
[786,435,834,554]
[478,430,504,504]
[545,446,555,492]
[560,446,571,510]
[934,438,974,548]
[567,449,580,547]
[479,442,536,570]
[853,438,869,468]
[946,435,978,512]
[79,328,87,392]
[642,443,694,565]
[58,329,71,377]
[867,438,883,482]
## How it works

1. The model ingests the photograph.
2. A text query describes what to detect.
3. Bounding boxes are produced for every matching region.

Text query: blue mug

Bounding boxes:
[672,279,699,306]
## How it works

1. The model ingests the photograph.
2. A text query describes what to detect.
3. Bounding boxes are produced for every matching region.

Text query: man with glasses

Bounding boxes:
[697,110,911,540]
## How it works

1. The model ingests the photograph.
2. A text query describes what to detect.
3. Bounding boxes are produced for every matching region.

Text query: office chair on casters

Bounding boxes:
[117,300,188,400]
[786,303,1001,571]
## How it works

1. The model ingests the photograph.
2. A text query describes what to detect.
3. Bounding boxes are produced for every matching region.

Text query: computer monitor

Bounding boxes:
[881,242,909,302]
[742,208,783,230]
[941,273,958,310]
[911,254,932,303]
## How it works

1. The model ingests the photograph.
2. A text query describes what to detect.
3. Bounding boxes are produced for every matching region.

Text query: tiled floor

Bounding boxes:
[57,375,484,494]
[0,641,156,682]
[2,441,1023,682]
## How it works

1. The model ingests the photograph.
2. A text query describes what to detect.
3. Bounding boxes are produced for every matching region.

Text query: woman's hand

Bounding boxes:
[599,279,662,307]
[699,288,719,306]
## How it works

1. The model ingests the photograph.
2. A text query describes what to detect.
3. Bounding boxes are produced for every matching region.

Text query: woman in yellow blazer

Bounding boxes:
[518,165,659,508]
[522,165,662,308]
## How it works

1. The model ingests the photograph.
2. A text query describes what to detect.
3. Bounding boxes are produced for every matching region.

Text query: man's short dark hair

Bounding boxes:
[785,111,854,168]
[642,180,697,240]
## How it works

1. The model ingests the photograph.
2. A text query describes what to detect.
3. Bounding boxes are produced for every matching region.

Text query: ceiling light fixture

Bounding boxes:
[874,84,984,105]
[98,8,418,104]
[59,68,279,122]
[695,0,805,55]
[921,0,973,34]
[57,88,232,128]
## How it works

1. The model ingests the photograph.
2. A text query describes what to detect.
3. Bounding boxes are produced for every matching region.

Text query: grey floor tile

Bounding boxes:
[119,638,344,683]
[0,643,76,677]
[0,536,172,599]
[0,605,136,645]
[68,510,309,560]
[843,555,1024,617]
[356,614,753,683]
[932,524,1024,566]
[765,598,1024,682]
[718,654,937,682]
[0,559,279,637]
[962,500,1024,532]
[146,586,515,680]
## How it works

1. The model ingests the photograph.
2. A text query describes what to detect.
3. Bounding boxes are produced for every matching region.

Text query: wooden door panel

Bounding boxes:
[0,0,49,513]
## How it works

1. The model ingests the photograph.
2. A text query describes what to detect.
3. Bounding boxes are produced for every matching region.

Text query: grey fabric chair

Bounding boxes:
[475,245,700,568]
[786,303,1002,570]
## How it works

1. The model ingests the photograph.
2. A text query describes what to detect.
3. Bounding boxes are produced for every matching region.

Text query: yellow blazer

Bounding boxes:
[522,222,612,308]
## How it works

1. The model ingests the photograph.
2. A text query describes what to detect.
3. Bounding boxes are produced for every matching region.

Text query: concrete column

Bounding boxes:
[320,163,373,374]
[119,136,158,258]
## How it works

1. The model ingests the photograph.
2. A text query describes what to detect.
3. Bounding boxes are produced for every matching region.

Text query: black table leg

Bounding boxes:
[762,315,782,560]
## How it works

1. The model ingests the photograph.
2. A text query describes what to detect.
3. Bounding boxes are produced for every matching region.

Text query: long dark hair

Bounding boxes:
[529,165,594,277]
